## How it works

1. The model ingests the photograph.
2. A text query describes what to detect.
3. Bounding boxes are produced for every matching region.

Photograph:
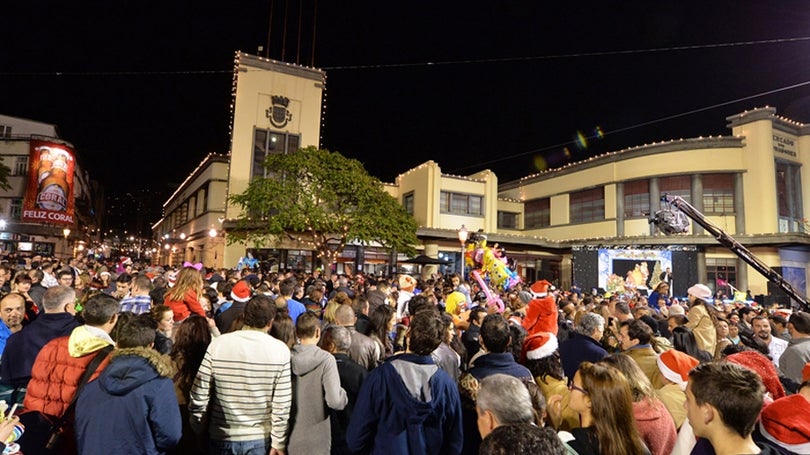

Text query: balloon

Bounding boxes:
[472,270,504,313]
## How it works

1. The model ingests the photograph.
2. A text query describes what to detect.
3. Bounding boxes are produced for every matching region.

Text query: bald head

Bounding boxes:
[42,286,76,312]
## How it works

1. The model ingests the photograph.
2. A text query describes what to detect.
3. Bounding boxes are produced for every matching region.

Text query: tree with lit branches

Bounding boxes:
[228,146,418,276]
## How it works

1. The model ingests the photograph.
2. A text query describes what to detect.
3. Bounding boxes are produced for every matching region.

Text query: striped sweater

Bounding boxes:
[189,328,292,451]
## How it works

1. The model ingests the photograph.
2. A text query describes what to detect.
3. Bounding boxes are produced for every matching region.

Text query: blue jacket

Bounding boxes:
[346,353,463,455]
[1,312,79,387]
[559,332,609,381]
[469,352,533,382]
[75,347,181,455]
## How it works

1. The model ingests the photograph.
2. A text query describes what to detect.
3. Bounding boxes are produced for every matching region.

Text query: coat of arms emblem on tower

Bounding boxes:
[266,95,292,128]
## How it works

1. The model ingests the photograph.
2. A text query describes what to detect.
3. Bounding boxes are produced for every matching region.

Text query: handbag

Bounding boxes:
[18,345,113,453]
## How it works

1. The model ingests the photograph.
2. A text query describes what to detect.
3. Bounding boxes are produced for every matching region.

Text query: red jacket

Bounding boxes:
[24,335,112,417]
[164,289,205,321]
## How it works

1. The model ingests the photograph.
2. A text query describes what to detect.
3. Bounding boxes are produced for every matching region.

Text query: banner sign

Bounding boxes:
[21,140,76,225]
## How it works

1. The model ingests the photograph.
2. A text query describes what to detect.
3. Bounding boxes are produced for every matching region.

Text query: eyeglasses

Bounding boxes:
[568,383,589,395]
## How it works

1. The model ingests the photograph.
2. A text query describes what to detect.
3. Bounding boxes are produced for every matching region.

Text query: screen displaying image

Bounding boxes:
[598,248,673,295]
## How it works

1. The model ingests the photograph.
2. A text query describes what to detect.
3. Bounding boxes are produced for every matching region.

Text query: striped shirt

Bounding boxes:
[189,329,292,451]
[119,295,153,314]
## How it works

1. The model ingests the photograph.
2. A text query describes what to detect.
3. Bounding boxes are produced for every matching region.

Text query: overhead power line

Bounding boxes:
[449,78,810,174]
[1,35,809,76]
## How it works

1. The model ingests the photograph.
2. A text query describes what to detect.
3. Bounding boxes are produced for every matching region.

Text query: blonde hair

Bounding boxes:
[164,267,203,302]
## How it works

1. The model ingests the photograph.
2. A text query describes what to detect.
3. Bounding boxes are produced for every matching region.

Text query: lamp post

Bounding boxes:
[457,225,468,279]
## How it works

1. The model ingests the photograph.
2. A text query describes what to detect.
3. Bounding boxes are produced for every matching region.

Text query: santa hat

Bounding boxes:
[727,351,786,400]
[120,256,132,265]
[522,332,558,361]
[230,280,252,303]
[657,350,699,391]
[529,280,554,298]
[758,394,810,452]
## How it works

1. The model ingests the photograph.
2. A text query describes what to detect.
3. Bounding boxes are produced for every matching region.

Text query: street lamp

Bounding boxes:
[209,228,218,238]
[457,225,468,278]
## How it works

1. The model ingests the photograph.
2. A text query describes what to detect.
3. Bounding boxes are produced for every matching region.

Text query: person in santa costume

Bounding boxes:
[521,280,558,337]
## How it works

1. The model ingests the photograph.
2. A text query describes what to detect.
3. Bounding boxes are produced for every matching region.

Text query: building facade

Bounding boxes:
[0,114,102,259]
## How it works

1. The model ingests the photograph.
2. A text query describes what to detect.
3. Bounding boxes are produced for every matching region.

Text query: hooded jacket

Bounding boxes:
[1,312,79,387]
[346,353,463,455]
[288,344,348,455]
[24,325,114,417]
[75,347,182,455]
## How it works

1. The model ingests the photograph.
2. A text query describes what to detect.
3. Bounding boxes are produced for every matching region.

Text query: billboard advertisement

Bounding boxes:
[22,140,75,226]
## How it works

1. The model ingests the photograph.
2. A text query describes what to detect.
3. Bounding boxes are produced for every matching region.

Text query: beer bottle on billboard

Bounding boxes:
[37,149,53,184]
[36,156,69,211]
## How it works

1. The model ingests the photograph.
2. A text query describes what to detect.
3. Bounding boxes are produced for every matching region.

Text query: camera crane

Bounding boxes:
[649,194,810,312]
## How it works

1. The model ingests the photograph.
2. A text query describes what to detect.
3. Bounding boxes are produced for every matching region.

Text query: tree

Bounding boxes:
[228,146,418,273]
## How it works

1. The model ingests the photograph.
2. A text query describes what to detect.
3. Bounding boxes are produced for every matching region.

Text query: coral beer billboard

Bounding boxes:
[22,140,75,226]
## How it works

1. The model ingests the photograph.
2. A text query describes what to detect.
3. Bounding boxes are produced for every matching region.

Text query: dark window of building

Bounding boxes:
[776,161,803,232]
[659,175,692,205]
[497,211,519,229]
[703,173,735,214]
[524,198,550,228]
[252,128,301,179]
[403,192,414,215]
[440,191,483,216]
[570,187,604,223]
[10,199,22,219]
[13,157,27,176]
[0,125,11,138]
[623,179,650,218]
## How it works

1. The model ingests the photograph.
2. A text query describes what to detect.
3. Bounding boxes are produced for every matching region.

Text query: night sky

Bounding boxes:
[4,2,810,211]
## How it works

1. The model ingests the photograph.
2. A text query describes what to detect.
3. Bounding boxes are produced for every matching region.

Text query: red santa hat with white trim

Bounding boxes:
[656,349,699,391]
[521,332,558,361]
[758,394,810,453]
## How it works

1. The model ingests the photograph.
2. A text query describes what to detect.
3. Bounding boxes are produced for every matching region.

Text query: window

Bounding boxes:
[570,187,604,223]
[403,192,414,215]
[706,258,736,297]
[623,179,649,218]
[497,211,519,229]
[13,157,27,176]
[252,128,301,179]
[440,191,483,216]
[703,173,735,214]
[776,161,803,232]
[10,199,21,220]
[0,125,11,138]
[659,176,691,204]
[524,198,550,228]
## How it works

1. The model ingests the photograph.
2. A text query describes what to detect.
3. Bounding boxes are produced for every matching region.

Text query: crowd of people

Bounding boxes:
[0,254,804,454]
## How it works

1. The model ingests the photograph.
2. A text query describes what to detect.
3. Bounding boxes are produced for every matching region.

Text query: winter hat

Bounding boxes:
[230,280,252,303]
[518,291,533,305]
[668,303,685,316]
[522,332,558,361]
[759,394,810,452]
[529,280,554,298]
[657,349,699,391]
[727,351,786,400]
[687,284,713,302]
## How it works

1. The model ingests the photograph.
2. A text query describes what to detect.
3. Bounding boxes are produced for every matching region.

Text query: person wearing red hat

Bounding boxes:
[521,280,558,337]
[655,349,699,430]
[753,364,810,455]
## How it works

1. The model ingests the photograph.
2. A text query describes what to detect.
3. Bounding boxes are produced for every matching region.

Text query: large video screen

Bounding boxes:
[598,248,671,295]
